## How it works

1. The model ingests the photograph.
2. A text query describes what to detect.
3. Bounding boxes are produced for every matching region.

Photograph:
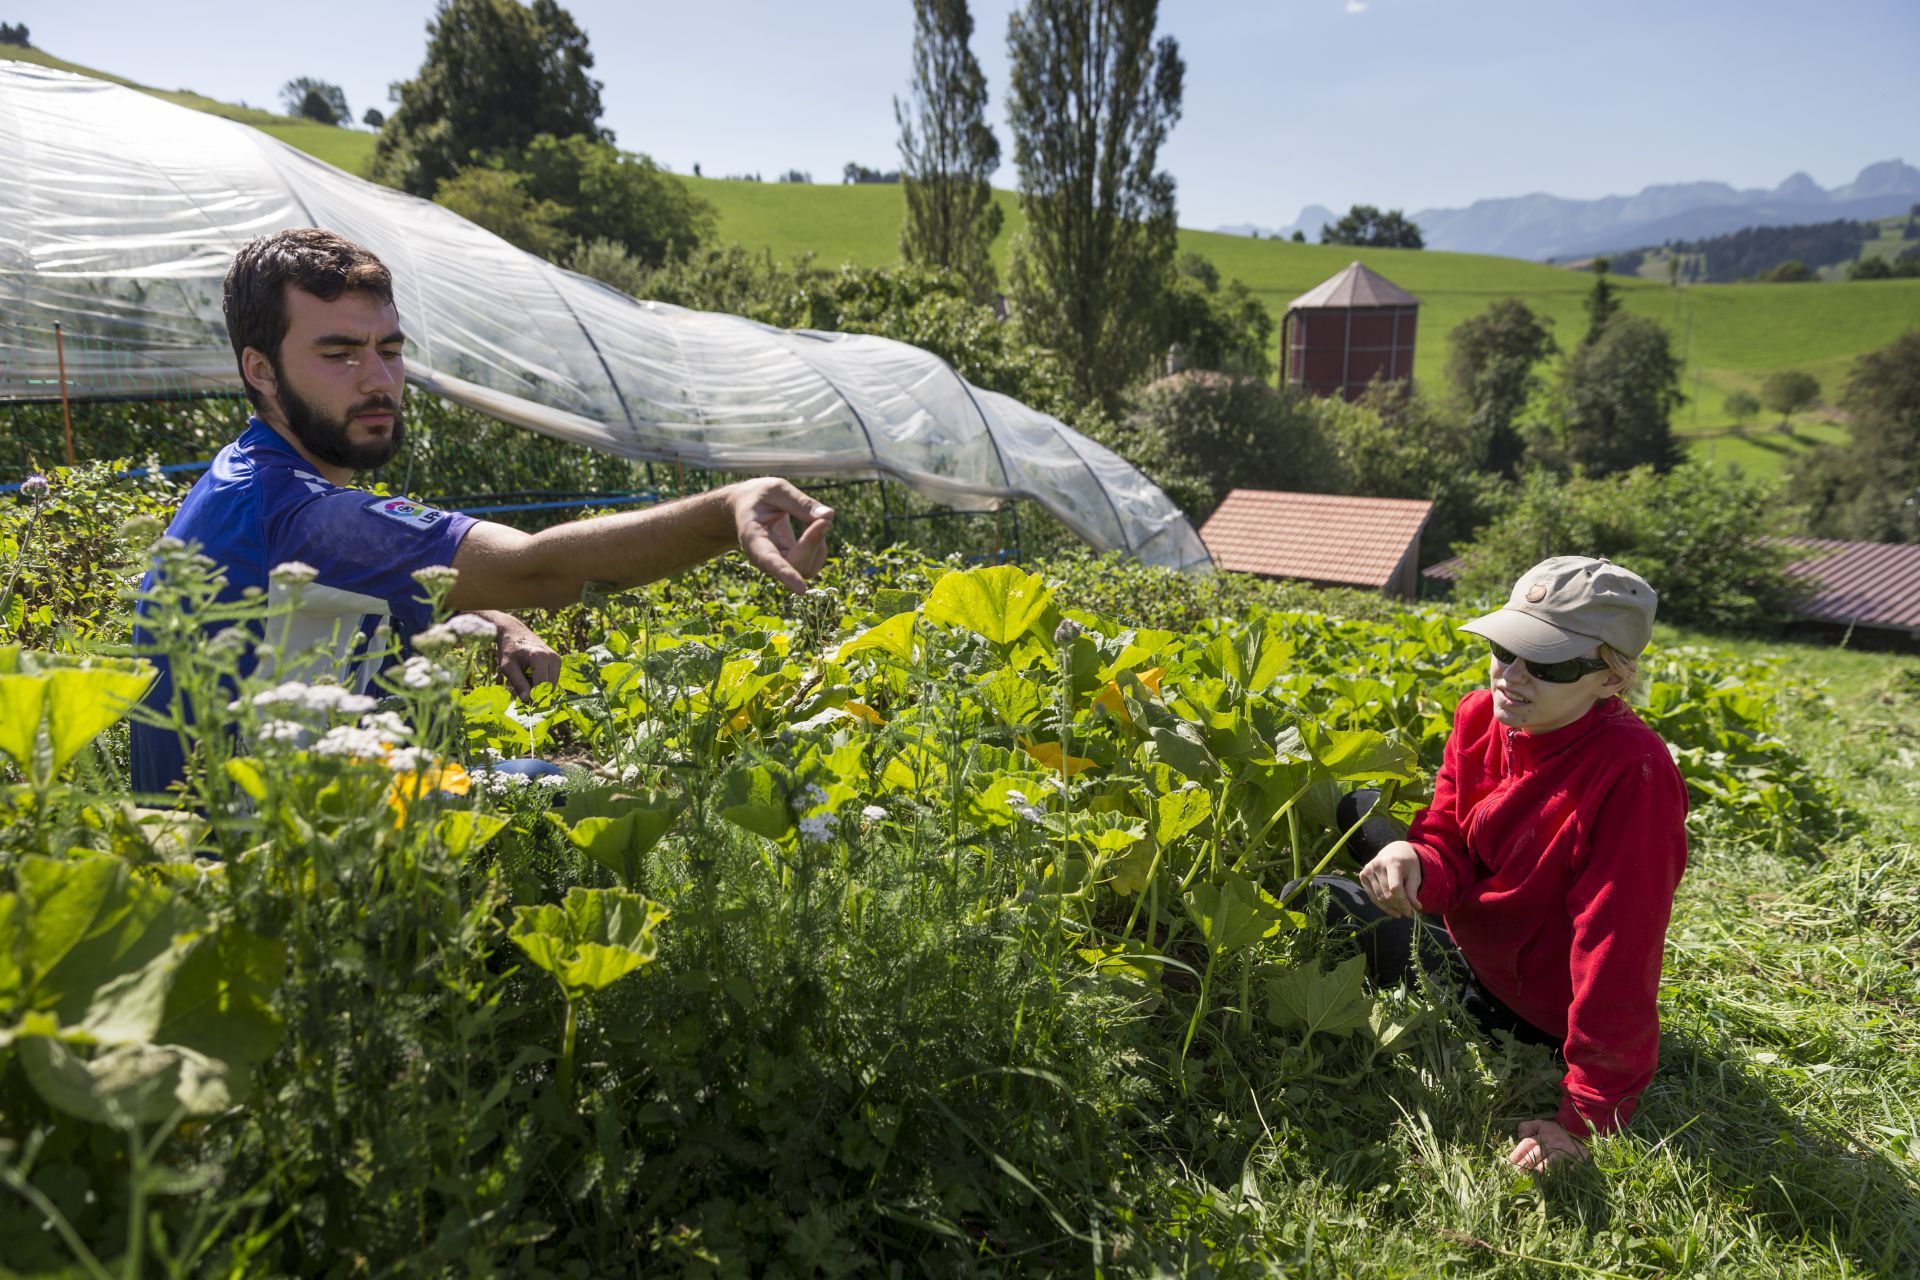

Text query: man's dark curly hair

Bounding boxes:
[223,228,394,409]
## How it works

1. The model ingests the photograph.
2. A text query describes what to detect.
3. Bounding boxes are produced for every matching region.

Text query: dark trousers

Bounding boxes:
[1284,790,1563,1051]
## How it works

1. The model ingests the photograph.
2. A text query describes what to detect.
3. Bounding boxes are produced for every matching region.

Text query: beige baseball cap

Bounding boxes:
[1460,556,1657,662]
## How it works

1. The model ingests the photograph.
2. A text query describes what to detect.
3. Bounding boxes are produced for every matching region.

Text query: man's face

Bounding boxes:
[255,286,407,473]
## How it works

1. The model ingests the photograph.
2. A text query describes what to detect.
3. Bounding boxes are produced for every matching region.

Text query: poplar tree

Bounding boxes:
[895,0,1003,295]
[1005,0,1184,411]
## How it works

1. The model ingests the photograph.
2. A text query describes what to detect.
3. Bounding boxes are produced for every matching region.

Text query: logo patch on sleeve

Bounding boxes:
[367,497,449,530]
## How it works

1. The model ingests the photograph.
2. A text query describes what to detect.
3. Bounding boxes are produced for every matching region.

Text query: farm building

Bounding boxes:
[1198,489,1434,598]
[1280,262,1421,401]
[1423,538,1920,648]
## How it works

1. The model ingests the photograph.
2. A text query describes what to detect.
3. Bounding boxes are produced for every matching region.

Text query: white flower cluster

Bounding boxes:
[256,719,308,744]
[861,804,889,822]
[396,656,459,690]
[312,725,391,759]
[480,770,536,796]
[414,613,499,655]
[361,711,411,738]
[1004,789,1046,823]
[798,812,838,845]
[269,560,318,587]
[20,474,51,502]
[790,783,830,815]
[244,681,379,716]
[411,565,460,589]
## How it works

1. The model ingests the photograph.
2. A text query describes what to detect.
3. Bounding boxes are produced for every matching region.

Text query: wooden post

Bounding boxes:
[53,322,74,465]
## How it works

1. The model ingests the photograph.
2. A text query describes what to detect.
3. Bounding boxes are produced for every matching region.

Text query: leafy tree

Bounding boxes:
[1761,370,1820,427]
[281,78,348,125]
[1582,257,1619,347]
[1316,383,1510,558]
[842,163,899,184]
[1291,229,1306,243]
[1549,314,1685,477]
[778,169,812,184]
[564,237,650,297]
[1118,373,1334,520]
[1723,390,1760,424]
[1005,0,1184,412]
[433,167,570,260]
[1758,259,1814,283]
[362,107,386,130]
[372,0,607,196]
[1790,331,1920,543]
[1449,464,1802,632]
[1318,204,1424,249]
[493,134,714,267]
[1445,298,1558,477]
[1847,256,1892,280]
[0,21,30,45]
[1156,255,1273,380]
[896,0,1003,295]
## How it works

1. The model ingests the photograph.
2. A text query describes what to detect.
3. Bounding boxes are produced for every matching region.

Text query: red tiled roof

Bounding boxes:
[1423,539,1920,633]
[1199,489,1433,591]
[1781,537,1920,631]
[1287,261,1423,311]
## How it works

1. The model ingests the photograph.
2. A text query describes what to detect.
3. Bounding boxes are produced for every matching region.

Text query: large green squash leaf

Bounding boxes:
[718,763,793,841]
[19,1037,235,1125]
[1304,726,1418,783]
[547,789,684,884]
[1266,954,1372,1040]
[1185,871,1295,954]
[833,612,918,664]
[510,887,667,1000]
[923,566,1053,646]
[18,856,199,1025]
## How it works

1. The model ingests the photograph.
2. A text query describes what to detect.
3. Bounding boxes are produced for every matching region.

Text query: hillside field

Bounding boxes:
[15,45,1920,478]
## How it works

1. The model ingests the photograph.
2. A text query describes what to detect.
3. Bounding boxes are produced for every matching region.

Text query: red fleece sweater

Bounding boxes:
[1406,689,1688,1136]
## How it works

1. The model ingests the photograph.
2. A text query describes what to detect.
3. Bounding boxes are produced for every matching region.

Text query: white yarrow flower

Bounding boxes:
[1016,803,1046,824]
[411,565,460,589]
[444,613,499,641]
[384,746,427,773]
[1004,789,1029,807]
[269,560,319,587]
[860,804,888,822]
[255,719,307,744]
[536,773,567,788]
[312,725,388,759]
[360,711,411,738]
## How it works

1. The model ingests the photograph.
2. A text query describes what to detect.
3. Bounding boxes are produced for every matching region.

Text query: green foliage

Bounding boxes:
[1549,312,1686,476]
[1116,372,1334,521]
[1758,259,1815,283]
[895,0,1003,295]
[0,461,180,648]
[1006,0,1185,411]
[1761,368,1821,423]
[433,164,571,259]
[1319,205,1424,249]
[0,21,28,45]
[371,0,608,196]
[279,77,347,126]
[1161,252,1275,378]
[1790,330,1920,542]
[1315,384,1512,560]
[1724,389,1761,423]
[492,133,716,268]
[1445,297,1559,476]
[1582,257,1620,345]
[1448,463,1804,633]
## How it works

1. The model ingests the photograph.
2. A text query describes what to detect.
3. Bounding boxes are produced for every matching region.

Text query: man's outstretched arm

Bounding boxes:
[443,478,833,612]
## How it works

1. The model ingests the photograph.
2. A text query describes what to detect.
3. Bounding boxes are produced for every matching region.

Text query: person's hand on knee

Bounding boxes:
[1358,840,1424,918]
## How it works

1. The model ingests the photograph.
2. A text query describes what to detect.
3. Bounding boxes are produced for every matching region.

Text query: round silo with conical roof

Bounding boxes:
[1281,261,1421,401]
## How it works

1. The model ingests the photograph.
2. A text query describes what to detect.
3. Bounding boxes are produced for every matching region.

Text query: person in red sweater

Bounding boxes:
[1317,556,1688,1169]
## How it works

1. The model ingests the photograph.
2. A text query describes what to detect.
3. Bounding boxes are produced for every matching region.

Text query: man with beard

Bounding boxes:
[130,228,834,795]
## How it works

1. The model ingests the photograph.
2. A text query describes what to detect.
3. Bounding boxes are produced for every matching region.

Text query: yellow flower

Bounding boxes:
[1018,737,1097,776]
[1094,666,1166,721]
[388,761,472,826]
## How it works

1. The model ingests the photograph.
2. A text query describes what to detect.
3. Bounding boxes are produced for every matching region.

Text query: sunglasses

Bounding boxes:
[1487,640,1610,684]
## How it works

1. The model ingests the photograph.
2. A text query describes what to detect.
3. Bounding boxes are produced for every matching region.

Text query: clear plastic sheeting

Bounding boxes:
[0,62,1211,570]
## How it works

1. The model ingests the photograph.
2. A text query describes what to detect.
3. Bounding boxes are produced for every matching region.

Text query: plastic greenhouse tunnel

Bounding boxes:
[0,61,1212,571]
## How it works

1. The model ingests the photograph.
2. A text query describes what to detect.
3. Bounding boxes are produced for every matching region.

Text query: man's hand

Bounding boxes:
[1508,1118,1588,1170]
[1358,840,1424,918]
[472,610,560,702]
[726,479,833,594]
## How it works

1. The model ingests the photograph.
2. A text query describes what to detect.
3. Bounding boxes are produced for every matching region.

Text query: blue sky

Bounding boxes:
[16,0,1919,229]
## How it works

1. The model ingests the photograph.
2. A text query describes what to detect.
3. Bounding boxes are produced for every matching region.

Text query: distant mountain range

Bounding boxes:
[1221,161,1920,262]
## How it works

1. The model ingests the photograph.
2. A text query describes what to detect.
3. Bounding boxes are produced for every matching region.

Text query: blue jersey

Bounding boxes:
[130,418,475,794]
